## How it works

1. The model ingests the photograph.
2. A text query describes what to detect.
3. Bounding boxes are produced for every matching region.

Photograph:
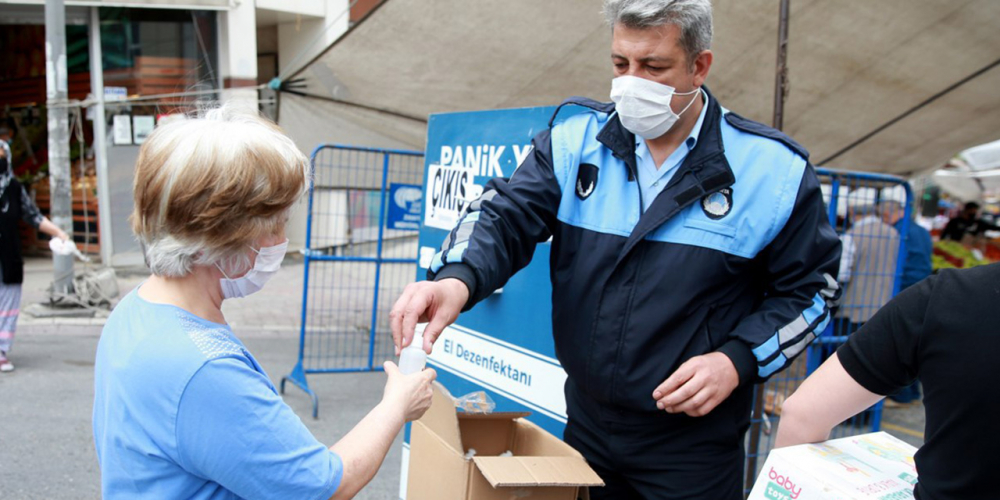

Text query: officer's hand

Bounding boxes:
[652,352,739,417]
[390,278,469,356]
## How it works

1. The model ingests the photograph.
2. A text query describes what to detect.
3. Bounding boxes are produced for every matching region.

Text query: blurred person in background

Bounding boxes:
[0,126,12,161]
[0,125,70,372]
[879,184,931,406]
[833,187,899,338]
[92,106,436,499]
[941,201,1000,242]
[776,263,1000,500]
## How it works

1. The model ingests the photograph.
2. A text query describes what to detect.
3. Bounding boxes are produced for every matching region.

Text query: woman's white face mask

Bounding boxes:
[217,239,288,299]
[610,75,701,140]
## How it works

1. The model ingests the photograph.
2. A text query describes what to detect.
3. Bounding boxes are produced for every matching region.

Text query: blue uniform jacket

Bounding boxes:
[429,89,841,417]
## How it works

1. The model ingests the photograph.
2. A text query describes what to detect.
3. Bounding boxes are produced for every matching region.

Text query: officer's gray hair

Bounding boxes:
[603,0,713,70]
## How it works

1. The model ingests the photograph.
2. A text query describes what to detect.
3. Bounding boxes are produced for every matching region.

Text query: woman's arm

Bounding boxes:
[19,184,68,241]
[775,353,883,448]
[38,217,69,241]
[329,362,435,500]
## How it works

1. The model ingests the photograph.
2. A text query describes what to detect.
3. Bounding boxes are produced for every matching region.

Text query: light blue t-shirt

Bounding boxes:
[93,288,342,500]
[634,89,709,212]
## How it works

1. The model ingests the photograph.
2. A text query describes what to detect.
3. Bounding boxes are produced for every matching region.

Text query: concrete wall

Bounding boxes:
[276,0,348,79]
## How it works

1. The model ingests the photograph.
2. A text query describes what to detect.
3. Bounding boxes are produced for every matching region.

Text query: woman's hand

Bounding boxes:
[38,217,69,243]
[382,361,436,422]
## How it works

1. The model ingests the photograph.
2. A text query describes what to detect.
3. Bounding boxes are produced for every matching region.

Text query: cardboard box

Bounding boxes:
[748,432,918,500]
[407,384,604,500]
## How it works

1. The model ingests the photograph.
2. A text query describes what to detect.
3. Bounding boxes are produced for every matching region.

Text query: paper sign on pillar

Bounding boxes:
[748,432,918,500]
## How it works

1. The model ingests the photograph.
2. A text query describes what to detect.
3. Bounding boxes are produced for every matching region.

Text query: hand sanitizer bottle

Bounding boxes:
[399,331,427,375]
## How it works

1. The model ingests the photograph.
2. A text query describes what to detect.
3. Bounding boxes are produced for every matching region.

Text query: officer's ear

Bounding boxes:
[691,50,713,88]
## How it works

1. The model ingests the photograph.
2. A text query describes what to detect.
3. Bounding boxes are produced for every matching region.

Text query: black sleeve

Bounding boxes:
[836,274,931,395]
[428,129,562,309]
[941,218,961,241]
[980,219,1000,233]
[720,165,842,385]
[19,184,44,228]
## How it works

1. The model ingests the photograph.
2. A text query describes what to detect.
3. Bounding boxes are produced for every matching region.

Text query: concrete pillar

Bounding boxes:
[89,7,113,267]
[45,0,75,296]
[218,0,259,107]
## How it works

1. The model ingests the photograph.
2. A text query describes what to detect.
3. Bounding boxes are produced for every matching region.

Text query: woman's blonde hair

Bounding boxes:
[131,105,308,277]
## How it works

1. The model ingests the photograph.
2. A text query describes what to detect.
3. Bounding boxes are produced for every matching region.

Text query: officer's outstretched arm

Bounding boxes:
[391,130,562,353]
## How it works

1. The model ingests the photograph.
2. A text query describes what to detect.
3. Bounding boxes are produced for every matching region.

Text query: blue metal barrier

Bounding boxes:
[281,144,424,418]
[742,168,914,494]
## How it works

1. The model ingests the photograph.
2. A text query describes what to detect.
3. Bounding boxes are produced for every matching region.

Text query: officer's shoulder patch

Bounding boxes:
[576,163,599,200]
[549,97,615,128]
[724,112,810,160]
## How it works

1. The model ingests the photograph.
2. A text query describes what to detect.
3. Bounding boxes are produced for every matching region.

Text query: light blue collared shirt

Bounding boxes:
[634,89,709,212]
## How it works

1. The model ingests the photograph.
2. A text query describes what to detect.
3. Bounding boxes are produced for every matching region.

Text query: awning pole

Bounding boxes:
[772,0,791,130]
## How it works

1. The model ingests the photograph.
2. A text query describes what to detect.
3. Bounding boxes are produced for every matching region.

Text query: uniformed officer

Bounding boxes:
[391,1,841,498]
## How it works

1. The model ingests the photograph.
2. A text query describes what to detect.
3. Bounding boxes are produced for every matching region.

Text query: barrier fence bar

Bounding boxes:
[742,168,913,495]
[281,144,424,418]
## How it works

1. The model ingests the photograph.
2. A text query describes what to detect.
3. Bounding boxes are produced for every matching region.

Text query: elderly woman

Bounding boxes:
[92,107,435,499]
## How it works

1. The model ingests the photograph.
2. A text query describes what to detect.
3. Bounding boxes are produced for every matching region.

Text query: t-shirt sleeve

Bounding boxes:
[175,357,343,500]
[836,274,931,395]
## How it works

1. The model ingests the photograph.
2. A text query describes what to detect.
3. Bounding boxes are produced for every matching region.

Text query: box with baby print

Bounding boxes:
[748,432,918,500]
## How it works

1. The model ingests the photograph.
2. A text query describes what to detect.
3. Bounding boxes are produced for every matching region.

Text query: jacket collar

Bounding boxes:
[600,86,738,267]
[595,108,640,181]
[596,86,733,190]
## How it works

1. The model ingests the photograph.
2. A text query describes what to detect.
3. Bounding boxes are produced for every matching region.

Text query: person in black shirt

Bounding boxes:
[774,263,1000,500]
[940,201,1000,241]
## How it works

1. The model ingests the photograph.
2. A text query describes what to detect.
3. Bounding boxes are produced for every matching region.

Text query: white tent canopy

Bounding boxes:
[933,169,1000,202]
[958,139,1000,172]
[279,0,1000,175]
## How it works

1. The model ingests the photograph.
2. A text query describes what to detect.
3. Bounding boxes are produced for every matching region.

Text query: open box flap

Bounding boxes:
[457,411,531,421]
[415,382,464,452]
[472,456,605,488]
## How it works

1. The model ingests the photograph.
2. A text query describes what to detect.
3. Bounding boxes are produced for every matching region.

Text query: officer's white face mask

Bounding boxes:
[217,239,288,299]
[610,75,700,140]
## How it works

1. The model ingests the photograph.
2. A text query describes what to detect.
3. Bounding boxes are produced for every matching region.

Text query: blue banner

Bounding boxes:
[387,183,422,231]
[416,105,586,437]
